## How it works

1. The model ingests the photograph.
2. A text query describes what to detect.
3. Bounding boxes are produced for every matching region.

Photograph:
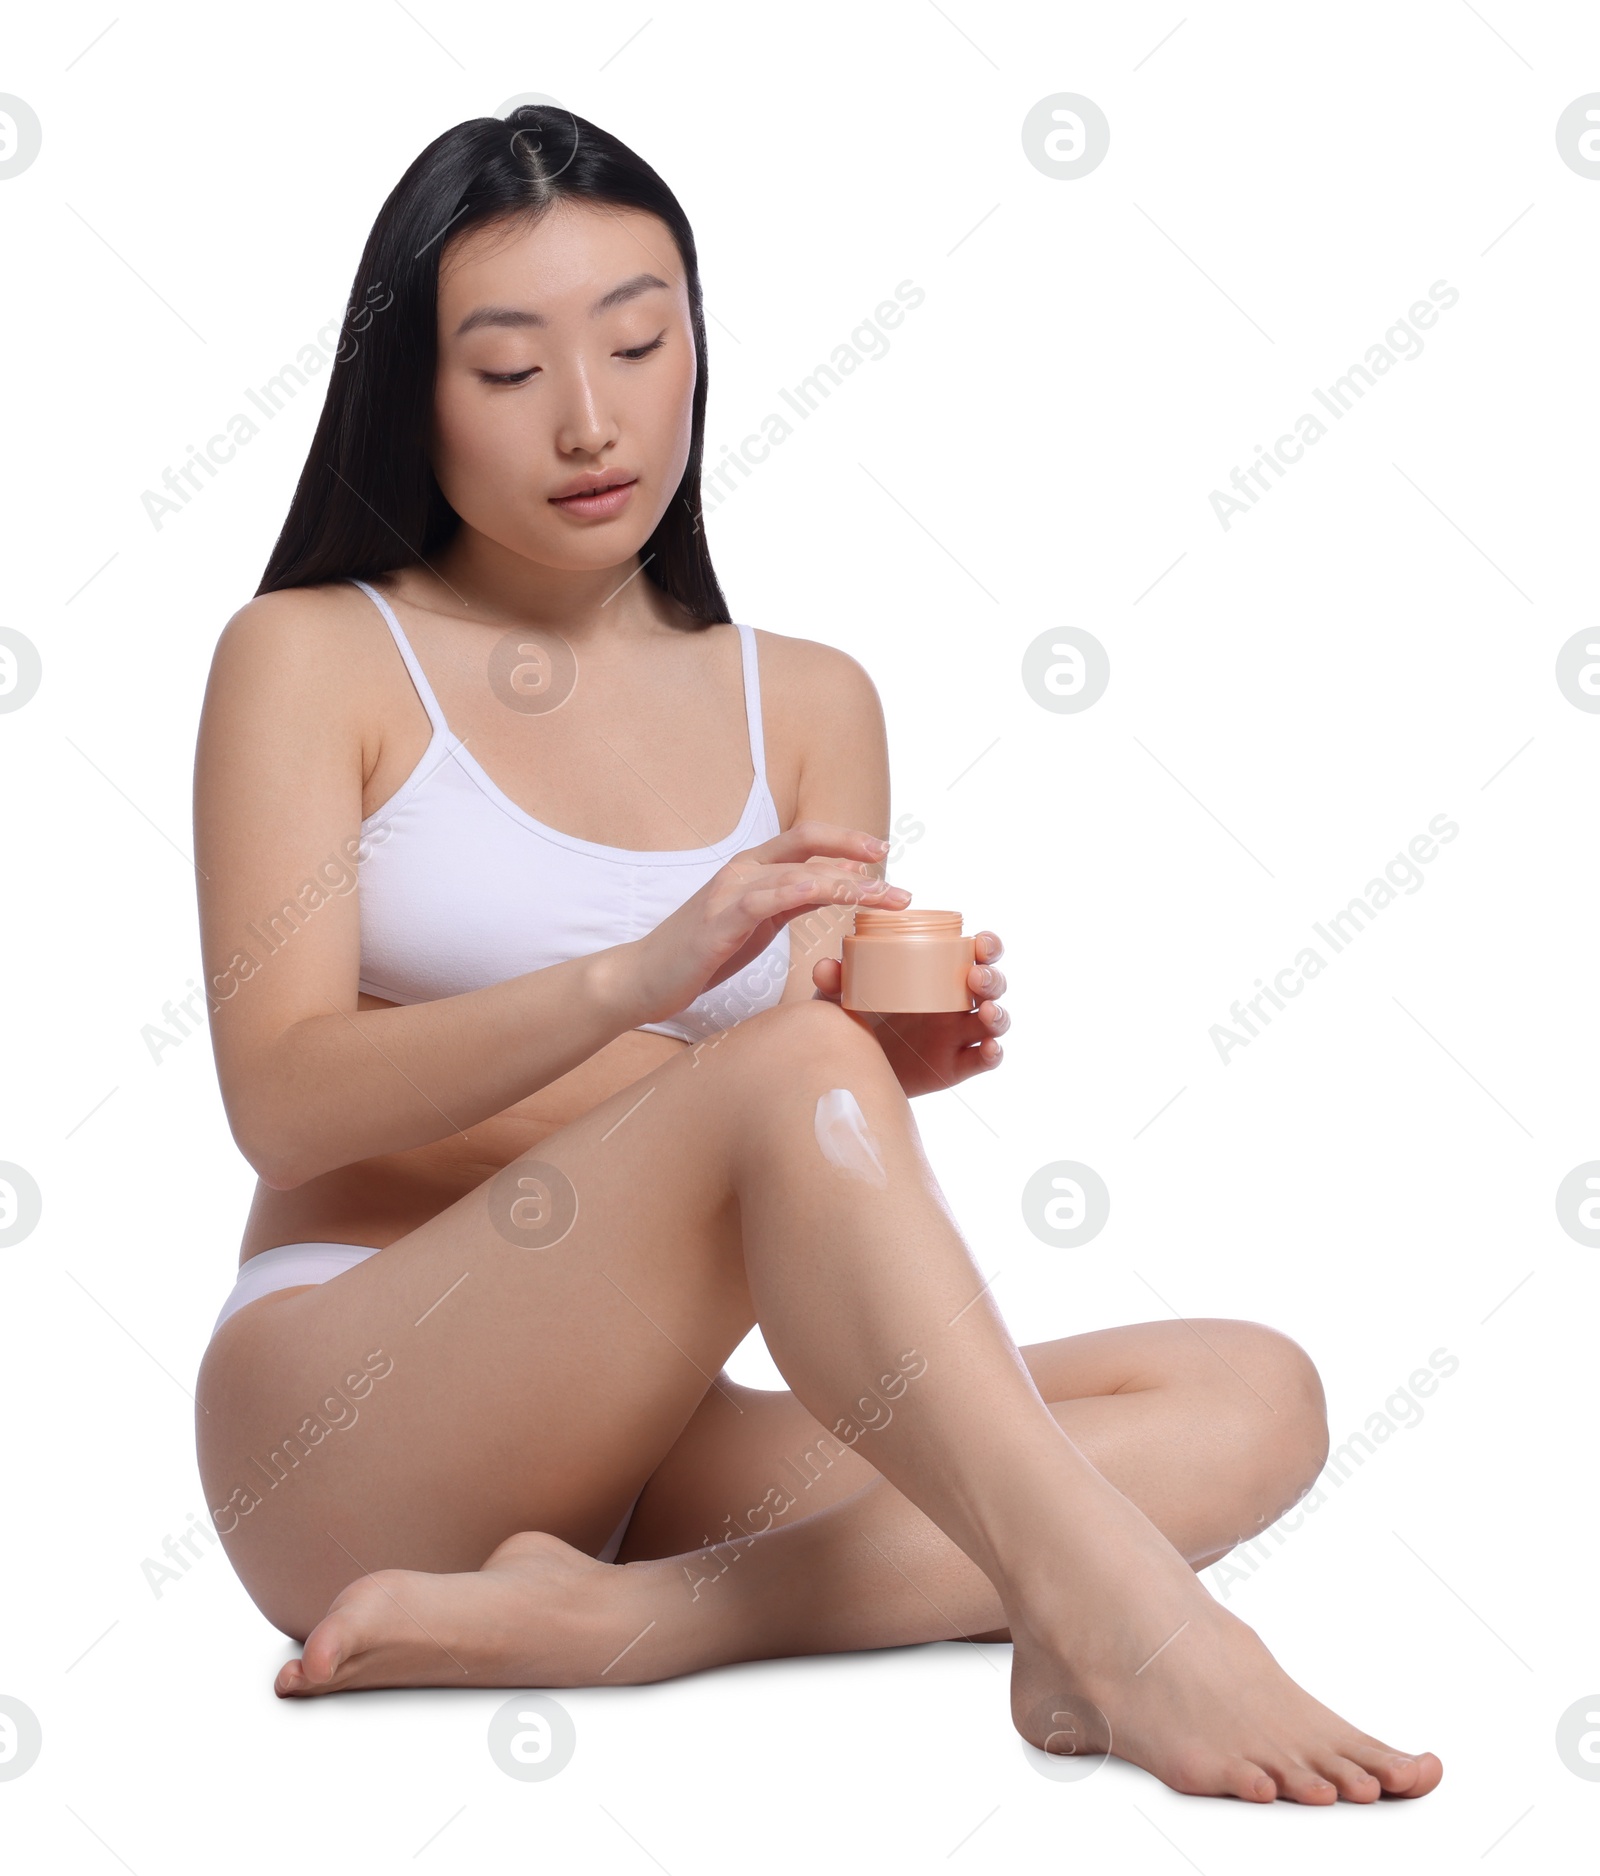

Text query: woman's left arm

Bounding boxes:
[773,635,1009,1098]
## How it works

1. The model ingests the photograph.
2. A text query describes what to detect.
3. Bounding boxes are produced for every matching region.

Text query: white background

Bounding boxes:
[1,2,1595,1869]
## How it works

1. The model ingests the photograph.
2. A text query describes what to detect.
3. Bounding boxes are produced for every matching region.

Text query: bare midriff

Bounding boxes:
[234,995,689,1267]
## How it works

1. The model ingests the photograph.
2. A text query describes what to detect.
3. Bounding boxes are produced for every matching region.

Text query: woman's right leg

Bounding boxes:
[200,995,1438,1800]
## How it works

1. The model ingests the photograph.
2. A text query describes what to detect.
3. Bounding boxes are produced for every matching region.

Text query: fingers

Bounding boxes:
[956,1031,1003,1074]
[739,867,909,927]
[968,957,1007,1000]
[891,1005,1008,1062]
[949,1000,1009,1083]
[749,820,894,868]
[971,999,1009,1059]
[968,939,1007,1061]
[938,1027,1005,1085]
[813,958,1007,1050]
[810,956,843,1002]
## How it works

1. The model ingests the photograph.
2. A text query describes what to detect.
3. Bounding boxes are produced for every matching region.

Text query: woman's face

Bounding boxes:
[431,201,698,571]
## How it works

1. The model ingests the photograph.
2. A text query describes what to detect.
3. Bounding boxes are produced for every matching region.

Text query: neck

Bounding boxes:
[418,525,684,645]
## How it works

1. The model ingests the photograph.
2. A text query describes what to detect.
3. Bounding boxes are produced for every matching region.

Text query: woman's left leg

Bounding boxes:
[608,1315,1331,1655]
[280,1315,1326,1685]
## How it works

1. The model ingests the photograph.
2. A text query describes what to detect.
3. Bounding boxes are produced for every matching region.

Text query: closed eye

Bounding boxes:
[479,332,667,386]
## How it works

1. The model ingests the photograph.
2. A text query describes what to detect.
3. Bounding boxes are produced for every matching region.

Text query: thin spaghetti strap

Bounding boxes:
[347,578,452,738]
[735,622,769,790]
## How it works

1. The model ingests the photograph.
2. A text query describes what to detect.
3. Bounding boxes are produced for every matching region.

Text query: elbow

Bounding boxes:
[247,1144,307,1193]
[230,1113,311,1192]
[222,1022,367,1190]
[256,1156,306,1193]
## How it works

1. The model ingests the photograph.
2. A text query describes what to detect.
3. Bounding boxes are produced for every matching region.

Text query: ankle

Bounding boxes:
[981,1467,1187,1614]
[597,1551,755,1682]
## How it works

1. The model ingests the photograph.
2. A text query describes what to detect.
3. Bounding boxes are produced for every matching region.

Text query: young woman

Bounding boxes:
[192,107,1440,1804]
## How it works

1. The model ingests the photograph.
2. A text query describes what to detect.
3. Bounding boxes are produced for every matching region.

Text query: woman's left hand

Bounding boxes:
[810,930,1009,1098]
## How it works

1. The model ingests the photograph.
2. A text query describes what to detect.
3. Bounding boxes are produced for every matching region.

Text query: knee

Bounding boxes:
[735,995,891,1075]
[707,1000,904,1166]
[1203,1319,1330,1492]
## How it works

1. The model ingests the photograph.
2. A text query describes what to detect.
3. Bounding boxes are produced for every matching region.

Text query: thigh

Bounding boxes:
[194,999,856,1639]
[617,1317,1321,1562]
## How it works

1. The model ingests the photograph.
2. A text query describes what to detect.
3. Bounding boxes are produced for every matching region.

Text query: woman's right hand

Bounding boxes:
[621,820,910,1027]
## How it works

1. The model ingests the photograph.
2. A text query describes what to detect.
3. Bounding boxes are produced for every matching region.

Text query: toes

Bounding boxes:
[1261,1757,1339,1805]
[298,1618,349,1688]
[1376,1751,1443,1798]
[275,1649,345,1699]
[1226,1759,1278,1803]
[1346,1741,1444,1797]
[1320,1755,1383,1803]
[1405,1753,1443,1796]
[294,1572,407,1688]
[1171,1753,1276,1801]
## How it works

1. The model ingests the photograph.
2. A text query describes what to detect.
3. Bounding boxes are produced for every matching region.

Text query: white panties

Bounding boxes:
[210,1241,640,1563]
[211,1241,381,1339]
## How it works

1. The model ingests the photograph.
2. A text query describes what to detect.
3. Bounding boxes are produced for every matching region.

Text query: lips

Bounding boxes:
[548,476,637,519]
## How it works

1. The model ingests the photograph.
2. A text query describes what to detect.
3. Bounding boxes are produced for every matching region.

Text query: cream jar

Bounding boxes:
[840,908,976,1014]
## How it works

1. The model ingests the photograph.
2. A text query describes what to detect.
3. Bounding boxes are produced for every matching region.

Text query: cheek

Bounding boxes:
[433,378,507,472]
[649,347,698,471]
[430,381,533,518]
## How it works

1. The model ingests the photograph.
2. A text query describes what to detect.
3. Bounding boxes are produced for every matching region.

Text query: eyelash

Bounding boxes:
[481,333,666,385]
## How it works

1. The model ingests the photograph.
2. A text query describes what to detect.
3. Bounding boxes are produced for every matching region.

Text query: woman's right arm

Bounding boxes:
[194,592,901,1191]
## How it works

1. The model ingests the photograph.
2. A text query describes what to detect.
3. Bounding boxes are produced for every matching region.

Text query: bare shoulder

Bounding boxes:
[202,579,403,748]
[749,625,885,726]
[745,627,889,844]
[209,580,386,690]
[747,628,888,834]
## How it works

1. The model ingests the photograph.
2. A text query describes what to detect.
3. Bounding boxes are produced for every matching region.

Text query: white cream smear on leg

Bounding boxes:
[814,1087,888,1187]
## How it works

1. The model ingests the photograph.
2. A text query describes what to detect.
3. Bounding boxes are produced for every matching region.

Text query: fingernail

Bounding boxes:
[980,967,994,986]
[868,836,890,851]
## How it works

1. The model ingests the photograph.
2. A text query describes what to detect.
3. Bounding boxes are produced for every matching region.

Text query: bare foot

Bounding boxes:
[1006,1481,1443,1803]
[274,1531,664,1698]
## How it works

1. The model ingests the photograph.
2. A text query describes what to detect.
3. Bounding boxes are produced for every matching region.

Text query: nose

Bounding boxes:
[551,353,619,458]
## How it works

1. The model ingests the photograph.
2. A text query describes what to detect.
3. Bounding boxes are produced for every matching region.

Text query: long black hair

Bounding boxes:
[256,106,727,629]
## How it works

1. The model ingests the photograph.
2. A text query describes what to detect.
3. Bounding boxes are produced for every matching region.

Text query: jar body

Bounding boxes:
[840,909,975,1013]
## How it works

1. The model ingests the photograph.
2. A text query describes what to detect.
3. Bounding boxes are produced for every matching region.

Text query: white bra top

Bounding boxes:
[349,578,791,1044]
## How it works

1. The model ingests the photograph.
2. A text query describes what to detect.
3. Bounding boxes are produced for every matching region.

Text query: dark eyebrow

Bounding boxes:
[453,272,670,338]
